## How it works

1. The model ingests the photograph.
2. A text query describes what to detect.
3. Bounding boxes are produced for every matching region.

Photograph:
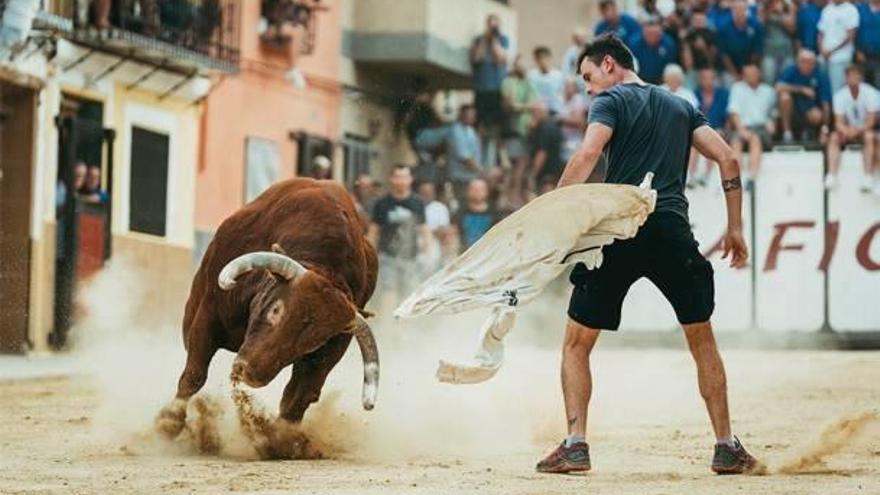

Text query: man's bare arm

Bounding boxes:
[557,123,613,188]
[367,223,380,248]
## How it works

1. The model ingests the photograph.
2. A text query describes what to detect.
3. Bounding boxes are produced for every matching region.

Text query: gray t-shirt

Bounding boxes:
[588,83,708,220]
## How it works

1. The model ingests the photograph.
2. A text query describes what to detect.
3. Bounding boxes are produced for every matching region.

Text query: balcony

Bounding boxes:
[11,0,241,74]
[345,0,516,89]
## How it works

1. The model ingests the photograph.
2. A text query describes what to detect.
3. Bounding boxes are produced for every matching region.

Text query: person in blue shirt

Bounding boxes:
[594,0,642,48]
[696,68,730,131]
[856,0,880,87]
[796,0,826,52]
[776,49,832,141]
[629,19,678,84]
[470,14,510,130]
[716,0,764,80]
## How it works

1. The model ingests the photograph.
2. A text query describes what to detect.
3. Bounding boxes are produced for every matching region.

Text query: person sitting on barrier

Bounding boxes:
[729,64,777,189]
[776,49,832,143]
[825,65,880,191]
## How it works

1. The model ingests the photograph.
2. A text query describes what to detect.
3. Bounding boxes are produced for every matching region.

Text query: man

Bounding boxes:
[529,46,566,115]
[729,64,777,187]
[825,65,880,190]
[562,30,588,75]
[453,178,497,251]
[310,155,332,180]
[80,166,109,204]
[776,49,832,142]
[661,63,699,108]
[817,0,860,91]
[856,0,880,87]
[536,34,756,476]
[716,0,765,81]
[560,77,589,163]
[690,69,731,188]
[352,173,378,224]
[445,104,483,206]
[501,54,540,204]
[369,165,429,307]
[629,19,678,85]
[528,101,565,191]
[681,11,718,80]
[593,0,642,48]
[797,0,827,53]
[470,14,510,130]
[416,181,453,275]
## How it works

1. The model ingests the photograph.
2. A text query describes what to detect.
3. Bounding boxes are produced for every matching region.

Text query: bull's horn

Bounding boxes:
[349,313,379,410]
[218,252,307,290]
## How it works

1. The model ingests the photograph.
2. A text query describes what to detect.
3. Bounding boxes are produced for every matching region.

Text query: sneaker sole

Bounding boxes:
[536,462,591,474]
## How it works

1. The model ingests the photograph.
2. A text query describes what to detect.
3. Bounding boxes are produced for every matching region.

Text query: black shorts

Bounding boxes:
[567,212,715,330]
[474,90,504,129]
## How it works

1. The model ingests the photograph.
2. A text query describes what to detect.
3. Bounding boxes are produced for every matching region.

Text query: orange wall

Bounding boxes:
[197,0,342,231]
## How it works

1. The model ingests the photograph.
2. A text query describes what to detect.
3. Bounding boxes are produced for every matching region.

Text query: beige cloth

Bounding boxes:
[395,176,657,384]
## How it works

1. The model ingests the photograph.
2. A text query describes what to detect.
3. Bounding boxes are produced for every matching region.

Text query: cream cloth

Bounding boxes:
[395,175,657,384]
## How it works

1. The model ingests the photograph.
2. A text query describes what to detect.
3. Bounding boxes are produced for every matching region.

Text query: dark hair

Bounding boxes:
[576,33,635,72]
[598,0,617,10]
[533,46,552,58]
[845,64,862,76]
[459,103,475,114]
[390,164,412,176]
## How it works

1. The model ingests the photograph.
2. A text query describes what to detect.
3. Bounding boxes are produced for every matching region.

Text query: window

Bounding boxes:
[129,126,169,237]
[244,137,281,202]
[342,134,372,187]
[295,132,333,177]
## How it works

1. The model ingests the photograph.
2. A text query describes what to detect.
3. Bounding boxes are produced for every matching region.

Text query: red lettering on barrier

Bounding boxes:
[856,223,880,271]
[818,221,839,272]
[764,221,815,272]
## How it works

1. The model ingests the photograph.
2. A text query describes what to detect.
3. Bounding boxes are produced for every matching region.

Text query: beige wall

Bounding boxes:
[508,0,600,69]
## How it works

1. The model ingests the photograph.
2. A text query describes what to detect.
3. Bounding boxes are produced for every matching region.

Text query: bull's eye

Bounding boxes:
[267,300,285,325]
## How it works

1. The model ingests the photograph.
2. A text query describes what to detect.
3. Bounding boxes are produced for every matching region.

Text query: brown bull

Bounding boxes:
[157,178,379,437]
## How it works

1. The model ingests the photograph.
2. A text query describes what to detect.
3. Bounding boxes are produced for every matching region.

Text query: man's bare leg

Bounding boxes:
[561,318,601,438]
[682,321,731,440]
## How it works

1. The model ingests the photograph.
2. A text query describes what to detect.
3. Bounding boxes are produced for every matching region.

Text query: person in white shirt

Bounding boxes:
[562,30,587,75]
[416,181,453,275]
[728,64,777,187]
[661,63,699,108]
[826,65,880,191]
[818,0,860,91]
[559,76,589,162]
[529,46,566,115]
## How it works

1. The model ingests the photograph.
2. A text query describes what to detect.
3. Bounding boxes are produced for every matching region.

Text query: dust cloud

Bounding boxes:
[774,411,880,474]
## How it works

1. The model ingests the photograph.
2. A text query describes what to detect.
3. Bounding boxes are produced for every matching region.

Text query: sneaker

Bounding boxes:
[536,441,591,474]
[711,437,761,475]
[861,174,875,193]
[824,173,837,190]
[782,130,794,143]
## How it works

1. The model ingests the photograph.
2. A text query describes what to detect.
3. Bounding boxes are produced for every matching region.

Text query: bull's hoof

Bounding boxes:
[155,398,188,439]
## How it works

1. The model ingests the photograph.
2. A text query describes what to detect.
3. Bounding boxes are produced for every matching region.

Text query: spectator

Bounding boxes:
[404,84,445,156]
[817,0,859,91]
[529,46,566,115]
[454,178,498,251]
[446,104,483,206]
[681,11,718,84]
[594,0,642,47]
[310,155,332,180]
[528,101,565,190]
[760,0,797,84]
[696,68,731,132]
[716,0,765,81]
[559,76,589,163]
[636,0,663,23]
[630,19,679,84]
[369,165,428,305]
[352,173,378,223]
[825,65,880,190]
[776,49,832,142]
[470,14,510,130]
[661,63,699,107]
[501,54,539,204]
[856,0,880,87]
[796,0,827,52]
[562,30,588,75]
[80,166,109,204]
[729,64,777,187]
[707,0,735,30]
[416,181,453,275]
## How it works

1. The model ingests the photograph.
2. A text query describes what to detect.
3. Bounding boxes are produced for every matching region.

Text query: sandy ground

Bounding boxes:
[1,346,879,495]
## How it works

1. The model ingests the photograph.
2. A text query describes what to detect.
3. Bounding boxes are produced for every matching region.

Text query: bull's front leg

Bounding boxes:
[156,306,219,438]
[279,333,353,423]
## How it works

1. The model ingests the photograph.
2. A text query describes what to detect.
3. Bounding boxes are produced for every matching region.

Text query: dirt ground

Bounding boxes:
[1,346,878,495]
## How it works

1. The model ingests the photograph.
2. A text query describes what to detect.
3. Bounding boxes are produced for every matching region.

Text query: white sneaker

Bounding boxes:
[860,178,873,193]
[824,173,837,190]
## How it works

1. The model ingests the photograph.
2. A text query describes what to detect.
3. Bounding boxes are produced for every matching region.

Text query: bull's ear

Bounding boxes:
[271,243,287,255]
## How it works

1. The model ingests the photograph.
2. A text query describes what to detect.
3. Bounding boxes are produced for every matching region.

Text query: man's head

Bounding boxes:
[845,65,863,89]
[742,64,761,86]
[466,178,489,206]
[416,181,436,203]
[73,162,87,190]
[86,165,101,191]
[389,164,413,197]
[572,29,587,47]
[311,155,331,180]
[578,34,636,96]
[641,19,663,47]
[530,100,549,122]
[796,49,817,76]
[564,76,580,99]
[485,14,501,34]
[354,174,375,200]
[533,46,553,72]
[691,11,708,29]
[458,103,477,126]
[663,64,685,90]
[698,68,717,90]
[599,0,620,23]
[732,0,748,25]
[512,53,527,76]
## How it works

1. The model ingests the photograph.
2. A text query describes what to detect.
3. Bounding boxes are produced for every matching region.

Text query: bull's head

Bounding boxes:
[217,251,379,410]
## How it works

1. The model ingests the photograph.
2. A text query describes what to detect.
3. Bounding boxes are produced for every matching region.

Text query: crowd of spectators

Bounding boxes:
[353,1,880,303]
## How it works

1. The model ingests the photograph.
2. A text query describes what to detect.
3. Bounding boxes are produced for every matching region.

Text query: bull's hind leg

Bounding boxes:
[156,305,219,438]
[279,333,353,423]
